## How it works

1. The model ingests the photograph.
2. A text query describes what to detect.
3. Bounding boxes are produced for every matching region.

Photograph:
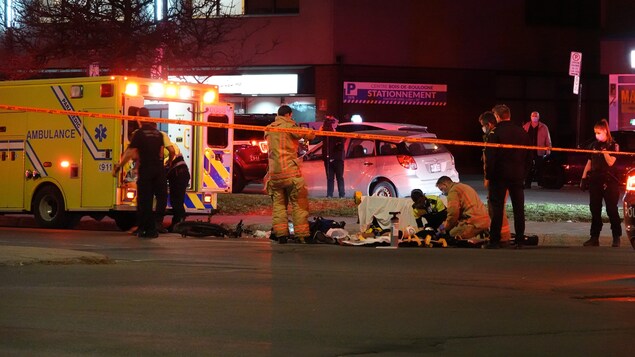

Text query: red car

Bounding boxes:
[232,114,274,193]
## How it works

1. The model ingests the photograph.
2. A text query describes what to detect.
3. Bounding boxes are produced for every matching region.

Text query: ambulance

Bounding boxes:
[0,76,234,230]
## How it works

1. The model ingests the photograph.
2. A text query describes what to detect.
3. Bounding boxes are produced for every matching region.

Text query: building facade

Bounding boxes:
[3,0,635,173]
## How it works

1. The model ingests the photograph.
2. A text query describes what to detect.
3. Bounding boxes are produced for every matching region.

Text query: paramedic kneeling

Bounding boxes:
[410,189,447,231]
[435,176,490,240]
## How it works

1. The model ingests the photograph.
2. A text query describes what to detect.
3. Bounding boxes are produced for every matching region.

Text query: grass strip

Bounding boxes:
[218,194,616,223]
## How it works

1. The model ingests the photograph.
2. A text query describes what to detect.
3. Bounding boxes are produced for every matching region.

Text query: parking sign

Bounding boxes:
[569,52,582,76]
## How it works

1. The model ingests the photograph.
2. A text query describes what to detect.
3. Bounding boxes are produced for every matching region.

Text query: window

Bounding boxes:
[245,0,298,15]
[405,142,447,156]
[233,114,275,142]
[207,114,229,148]
[378,142,399,156]
[526,0,600,29]
[347,139,375,158]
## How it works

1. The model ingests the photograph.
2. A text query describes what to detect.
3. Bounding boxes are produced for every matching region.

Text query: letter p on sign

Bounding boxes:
[345,82,357,95]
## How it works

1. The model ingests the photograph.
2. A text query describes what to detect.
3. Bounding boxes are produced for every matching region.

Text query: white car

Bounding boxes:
[301,130,460,197]
[337,121,429,133]
[305,121,430,149]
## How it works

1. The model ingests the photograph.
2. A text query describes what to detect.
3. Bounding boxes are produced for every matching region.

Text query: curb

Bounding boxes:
[0,246,112,267]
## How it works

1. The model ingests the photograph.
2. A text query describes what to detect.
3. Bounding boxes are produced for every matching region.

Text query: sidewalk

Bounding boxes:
[2,213,632,267]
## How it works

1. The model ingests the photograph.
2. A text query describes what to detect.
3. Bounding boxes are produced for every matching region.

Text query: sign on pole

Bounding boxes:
[569,51,582,76]
[569,51,583,147]
[573,75,580,95]
[88,63,100,77]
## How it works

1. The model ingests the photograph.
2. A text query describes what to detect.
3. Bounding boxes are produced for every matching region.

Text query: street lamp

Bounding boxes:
[631,50,635,69]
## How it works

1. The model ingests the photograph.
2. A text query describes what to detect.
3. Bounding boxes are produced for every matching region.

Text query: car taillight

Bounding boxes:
[627,174,635,191]
[258,141,269,154]
[397,155,417,170]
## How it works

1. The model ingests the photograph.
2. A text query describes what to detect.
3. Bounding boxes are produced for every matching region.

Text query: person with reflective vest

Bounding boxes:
[410,189,447,231]
[265,105,315,244]
[157,132,190,233]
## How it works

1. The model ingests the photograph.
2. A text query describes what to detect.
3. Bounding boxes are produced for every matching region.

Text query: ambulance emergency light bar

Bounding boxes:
[121,79,218,103]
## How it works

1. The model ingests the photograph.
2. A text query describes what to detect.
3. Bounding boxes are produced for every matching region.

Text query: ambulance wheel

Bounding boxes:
[114,212,137,231]
[371,181,397,197]
[33,185,69,229]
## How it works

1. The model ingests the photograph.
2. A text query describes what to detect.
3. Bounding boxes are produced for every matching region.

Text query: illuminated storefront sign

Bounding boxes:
[343,81,447,106]
[172,74,298,95]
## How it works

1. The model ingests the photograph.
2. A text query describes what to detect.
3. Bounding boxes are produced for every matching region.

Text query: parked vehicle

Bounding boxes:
[232,114,275,192]
[622,169,635,249]
[301,130,460,197]
[337,121,429,133]
[0,76,228,230]
[305,121,430,149]
[539,130,635,189]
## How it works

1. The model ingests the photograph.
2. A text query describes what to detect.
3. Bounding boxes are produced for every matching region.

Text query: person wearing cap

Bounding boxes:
[321,115,345,198]
[410,189,447,231]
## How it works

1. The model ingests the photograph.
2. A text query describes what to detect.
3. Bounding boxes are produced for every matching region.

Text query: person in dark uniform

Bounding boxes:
[113,107,167,239]
[484,104,531,249]
[321,115,345,198]
[580,119,622,247]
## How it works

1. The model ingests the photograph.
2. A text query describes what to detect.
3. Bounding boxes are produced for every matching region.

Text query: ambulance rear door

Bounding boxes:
[200,103,234,193]
[145,101,194,184]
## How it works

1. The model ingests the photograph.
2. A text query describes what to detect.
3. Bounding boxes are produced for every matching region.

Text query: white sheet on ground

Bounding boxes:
[357,196,419,232]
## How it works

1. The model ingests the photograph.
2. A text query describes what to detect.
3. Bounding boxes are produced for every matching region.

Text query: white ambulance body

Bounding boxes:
[0,76,233,229]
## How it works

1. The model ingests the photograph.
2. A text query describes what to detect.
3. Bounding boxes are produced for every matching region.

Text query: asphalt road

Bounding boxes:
[1,228,635,356]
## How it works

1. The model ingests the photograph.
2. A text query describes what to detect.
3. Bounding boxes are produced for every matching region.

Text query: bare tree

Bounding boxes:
[0,0,278,79]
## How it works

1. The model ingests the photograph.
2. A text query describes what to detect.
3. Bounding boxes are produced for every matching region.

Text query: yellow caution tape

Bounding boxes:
[0,103,631,157]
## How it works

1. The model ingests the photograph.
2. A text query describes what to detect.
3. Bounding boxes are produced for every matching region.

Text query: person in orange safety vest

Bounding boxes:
[265,105,316,244]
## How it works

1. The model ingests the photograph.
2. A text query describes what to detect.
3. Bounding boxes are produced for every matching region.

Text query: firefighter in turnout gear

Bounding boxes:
[265,105,316,244]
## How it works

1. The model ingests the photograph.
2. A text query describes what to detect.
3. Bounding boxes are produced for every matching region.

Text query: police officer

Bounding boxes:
[580,119,622,247]
[265,105,315,244]
[113,107,167,239]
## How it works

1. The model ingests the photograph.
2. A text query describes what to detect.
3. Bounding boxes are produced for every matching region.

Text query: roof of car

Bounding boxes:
[338,122,428,130]
[352,129,437,139]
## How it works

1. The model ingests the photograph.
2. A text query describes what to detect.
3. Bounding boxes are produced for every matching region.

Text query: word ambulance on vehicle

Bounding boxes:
[0,76,234,230]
